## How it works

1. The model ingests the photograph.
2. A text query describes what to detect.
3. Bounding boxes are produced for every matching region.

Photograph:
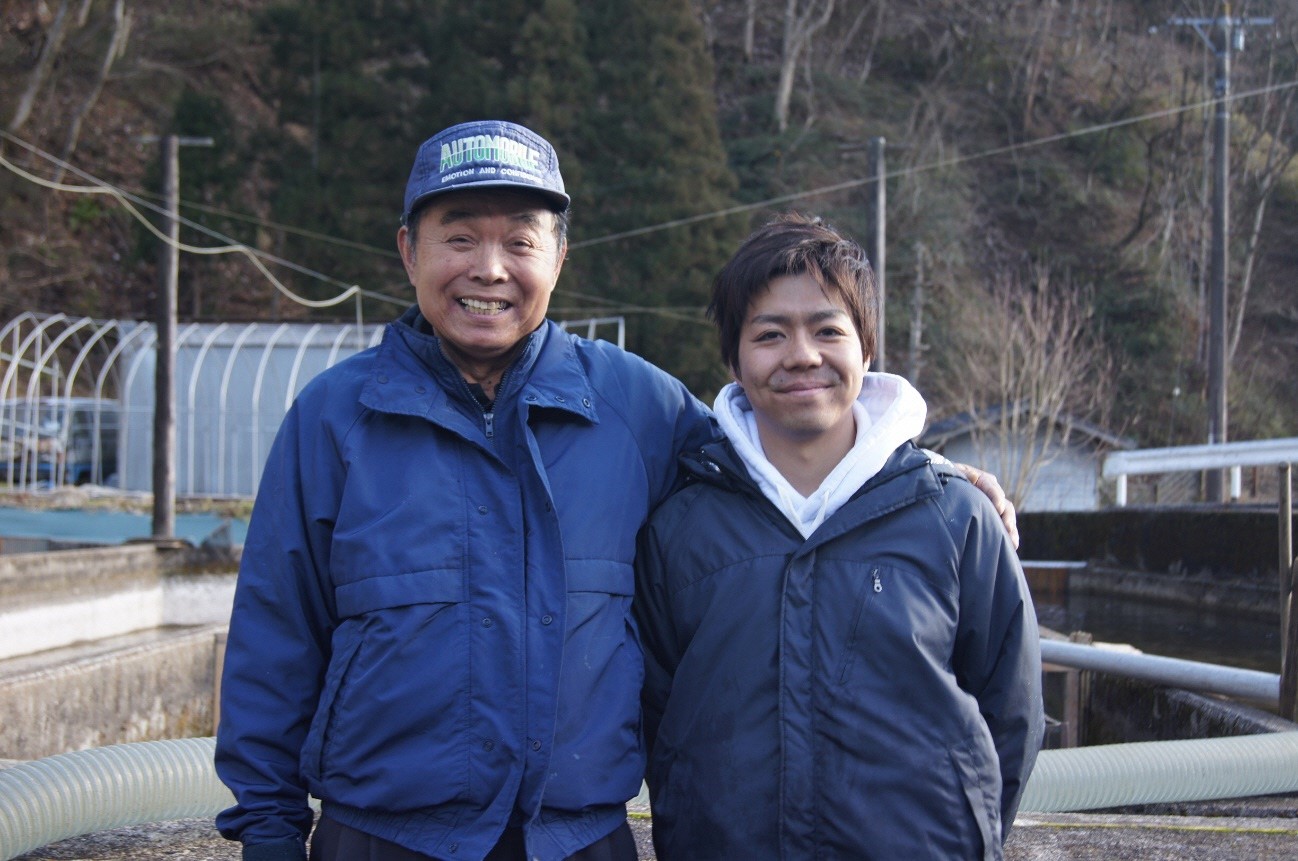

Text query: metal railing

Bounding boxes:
[1039,638,1280,704]
[1102,436,1298,506]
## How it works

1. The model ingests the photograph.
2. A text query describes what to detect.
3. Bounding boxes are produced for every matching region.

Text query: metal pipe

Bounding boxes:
[1039,639,1280,704]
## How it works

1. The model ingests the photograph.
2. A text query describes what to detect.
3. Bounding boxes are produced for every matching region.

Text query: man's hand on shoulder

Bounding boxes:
[953,463,1019,550]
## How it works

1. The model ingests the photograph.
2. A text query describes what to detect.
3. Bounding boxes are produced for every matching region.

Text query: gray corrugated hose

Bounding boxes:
[4,733,1298,858]
[1018,730,1298,812]
[0,736,232,860]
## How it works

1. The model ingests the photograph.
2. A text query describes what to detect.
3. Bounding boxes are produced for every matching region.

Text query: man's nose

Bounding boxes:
[469,243,508,282]
[783,333,821,367]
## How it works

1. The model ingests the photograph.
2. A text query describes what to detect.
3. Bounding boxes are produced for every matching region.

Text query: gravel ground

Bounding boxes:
[9,801,1298,861]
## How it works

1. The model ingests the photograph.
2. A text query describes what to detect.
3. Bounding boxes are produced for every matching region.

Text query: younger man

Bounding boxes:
[635,213,1044,860]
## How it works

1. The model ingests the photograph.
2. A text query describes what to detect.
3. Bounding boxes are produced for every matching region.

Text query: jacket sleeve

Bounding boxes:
[634,510,681,769]
[642,366,719,507]
[214,396,342,858]
[949,481,1045,839]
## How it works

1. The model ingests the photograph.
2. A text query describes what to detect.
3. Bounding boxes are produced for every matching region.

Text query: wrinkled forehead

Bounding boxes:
[412,188,560,230]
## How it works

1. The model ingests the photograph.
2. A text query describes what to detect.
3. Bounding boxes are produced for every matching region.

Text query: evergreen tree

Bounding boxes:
[564,0,743,397]
[251,0,740,397]
[412,0,741,394]
[255,0,435,309]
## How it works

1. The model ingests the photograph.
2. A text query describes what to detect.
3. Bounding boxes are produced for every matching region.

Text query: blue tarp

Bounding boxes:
[0,506,248,548]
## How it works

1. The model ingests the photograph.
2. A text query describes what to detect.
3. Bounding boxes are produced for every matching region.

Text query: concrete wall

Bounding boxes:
[0,544,235,661]
[1083,673,1297,746]
[0,625,224,760]
[1020,508,1296,620]
[0,544,238,759]
[1019,508,1295,580]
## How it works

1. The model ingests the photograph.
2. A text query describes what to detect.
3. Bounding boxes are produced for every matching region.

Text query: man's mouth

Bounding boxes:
[776,377,833,393]
[459,298,510,314]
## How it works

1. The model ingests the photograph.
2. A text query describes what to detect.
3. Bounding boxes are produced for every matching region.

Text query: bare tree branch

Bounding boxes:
[54,0,130,182]
[774,0,836,131]
[939,261,1113,507]
[8,0,74,133]
[1228,35,1298,367]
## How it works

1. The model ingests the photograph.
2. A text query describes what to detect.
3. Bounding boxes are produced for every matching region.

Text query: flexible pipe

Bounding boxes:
[4,733,1298,858]
[0,736,232,860]
[1019,730,1298,812]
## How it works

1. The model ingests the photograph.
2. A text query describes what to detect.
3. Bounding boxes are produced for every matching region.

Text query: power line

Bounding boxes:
[570,78,1298,249]
[0,131,407,310]
[5,77,1296,322]
[134,191,401,259]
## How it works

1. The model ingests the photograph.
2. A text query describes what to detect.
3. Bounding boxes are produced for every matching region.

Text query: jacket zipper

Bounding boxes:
[455,368,509,441]
[483,368,513,440]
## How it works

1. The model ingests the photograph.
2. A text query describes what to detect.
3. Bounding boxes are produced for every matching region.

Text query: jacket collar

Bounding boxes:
[682,439,942,532]
[360,307,598,425]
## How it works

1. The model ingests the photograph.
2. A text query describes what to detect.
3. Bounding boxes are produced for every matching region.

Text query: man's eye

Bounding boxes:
[754,330,782,341]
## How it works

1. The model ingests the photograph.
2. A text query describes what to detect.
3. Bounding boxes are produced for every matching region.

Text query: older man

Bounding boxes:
[214,120,1017,861]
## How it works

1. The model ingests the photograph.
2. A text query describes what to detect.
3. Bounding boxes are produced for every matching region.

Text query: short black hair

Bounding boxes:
[708,213,877,371]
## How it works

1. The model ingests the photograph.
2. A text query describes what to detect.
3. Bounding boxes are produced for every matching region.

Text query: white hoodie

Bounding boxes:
[713,372,928,539]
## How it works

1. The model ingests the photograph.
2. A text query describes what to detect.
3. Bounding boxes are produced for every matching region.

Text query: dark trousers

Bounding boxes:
[309,814,638,861]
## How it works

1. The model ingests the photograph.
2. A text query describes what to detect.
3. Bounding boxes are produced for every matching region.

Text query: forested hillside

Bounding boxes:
[2,0,1296,451]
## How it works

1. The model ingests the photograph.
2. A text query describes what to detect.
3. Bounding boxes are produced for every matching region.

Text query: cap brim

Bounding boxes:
[404,181,570,223]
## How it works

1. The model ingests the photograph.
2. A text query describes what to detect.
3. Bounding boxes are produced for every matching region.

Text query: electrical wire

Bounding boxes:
[568,79,1298,250]
[127,192,401,259]
[0,131,407,311]
[3,77,1295,321]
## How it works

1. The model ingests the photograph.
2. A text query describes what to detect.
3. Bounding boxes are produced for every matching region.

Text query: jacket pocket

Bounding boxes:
[334,567,466,615]
[300,622,364,783]
[305,569,470,809]
[836,565,882,684]
[949,740,1003,861]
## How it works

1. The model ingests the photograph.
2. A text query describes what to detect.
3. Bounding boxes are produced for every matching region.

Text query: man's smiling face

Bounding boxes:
[398,188,566,380]
[732,272,867,454]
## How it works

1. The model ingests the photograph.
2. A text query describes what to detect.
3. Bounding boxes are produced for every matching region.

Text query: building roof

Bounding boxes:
[920,403,1135,452]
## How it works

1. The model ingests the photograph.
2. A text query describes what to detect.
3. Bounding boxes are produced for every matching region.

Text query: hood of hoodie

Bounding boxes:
[713,372,927,538]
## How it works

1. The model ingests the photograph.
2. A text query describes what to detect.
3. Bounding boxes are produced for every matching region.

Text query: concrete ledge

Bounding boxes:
[0,546,236,661]
[1084,673,1298,747]
[0,545,161,613]
[8,810,1298,861]
[1080,564,1280,620]
[0,625,225,760]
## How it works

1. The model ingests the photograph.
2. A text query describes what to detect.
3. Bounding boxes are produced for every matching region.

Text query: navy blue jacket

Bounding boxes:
[635,440,1044,860]
[215,311,715,861]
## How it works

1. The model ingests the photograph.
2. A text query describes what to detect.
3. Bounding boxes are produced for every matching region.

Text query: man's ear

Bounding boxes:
[396,225,416,281]
[553,240,567,280]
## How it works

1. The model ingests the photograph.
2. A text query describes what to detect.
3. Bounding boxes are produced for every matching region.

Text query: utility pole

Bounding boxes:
[142,133,213,539]
[867,137,886,372]
[1168,9,1272,503]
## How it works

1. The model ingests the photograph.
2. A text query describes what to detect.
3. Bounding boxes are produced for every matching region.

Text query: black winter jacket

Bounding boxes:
[635,440,1044,860]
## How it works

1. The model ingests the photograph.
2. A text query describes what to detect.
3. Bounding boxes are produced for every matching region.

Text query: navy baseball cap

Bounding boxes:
[402,120,570,223]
